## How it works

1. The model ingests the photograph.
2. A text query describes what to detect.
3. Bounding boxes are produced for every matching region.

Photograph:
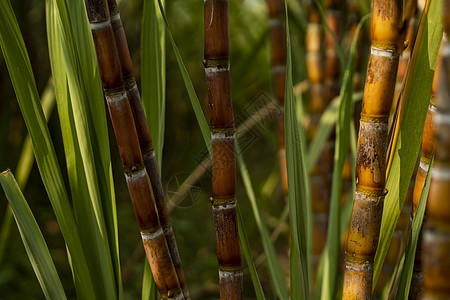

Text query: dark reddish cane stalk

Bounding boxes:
[84,1,183,298]
[204,1,242,299]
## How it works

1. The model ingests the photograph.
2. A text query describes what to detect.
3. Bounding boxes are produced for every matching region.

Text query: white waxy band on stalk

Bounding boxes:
[423,229,450,243]
[129,83,139,93]
[125,168,146,181]
[429,103,437,113]
[211,131,235,141]
[371,46,396,59]
[435,112,450,125]
[90,19,111,30]
[168,293,184,300]
[443,42,450,57]
[143,149,156,159]
[419,159,430,172]
[107,91,127,103]
[268,18,283,28]
[141,227,164,241]
[431,165,450,181]
[212,202,236,211]
[271,65,286,74]
[111,12,121,22]
[205,65,229,75]
[345,260,373,271]
[219,269,243,279]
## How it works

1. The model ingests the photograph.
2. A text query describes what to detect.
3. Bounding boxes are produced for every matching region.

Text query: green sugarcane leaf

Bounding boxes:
[0,1,95,298]
[0,78,55,265]
[320,14,368,299]
[142,260,159,300]
[50,0,121,295]
[236,206,266,300]
[306,92,362,173]
[285,1,310,298]
[0,170,66,300]
[46,1,119,298]
[156,0,211,156]
[373,0,443,287]
[142,0,166,169]
[396,157,433,299]
[236,143,287,299]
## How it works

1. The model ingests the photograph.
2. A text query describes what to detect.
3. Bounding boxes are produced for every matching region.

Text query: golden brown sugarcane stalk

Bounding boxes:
[406,41,443,299]
[421,23,450,299]
[84,1,183,298]
[266,0,288,196]
[304,3,331,282]
[204,1,242,298]
[342,0,404,298]
[106,1,189,298]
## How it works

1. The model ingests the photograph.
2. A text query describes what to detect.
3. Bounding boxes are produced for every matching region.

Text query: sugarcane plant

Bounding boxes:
[342,0,404,297]
[106,1,189,297]
[84,0,184,298]
[204,0,242,298]
[1,0,449,298]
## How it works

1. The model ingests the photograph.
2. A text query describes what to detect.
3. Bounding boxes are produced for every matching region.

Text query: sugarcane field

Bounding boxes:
[1,0,449,299]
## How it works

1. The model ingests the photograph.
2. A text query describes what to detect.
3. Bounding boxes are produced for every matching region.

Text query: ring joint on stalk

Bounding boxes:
[372,42,401,55]
[203,58,230,68]
[123,75,136,90]
[218,265,243,278]
[271,65,286,75]
[355,187,388,199]
[211,127,236,137]
[104,86,127,97]
[90,19,112,30]
[141,227,165,241]
[210,196,236,207]
[142,147,157,160]
[123,162,145,176]
[268,17,284,28]
[344,259,374,271]
[360,114,389,124]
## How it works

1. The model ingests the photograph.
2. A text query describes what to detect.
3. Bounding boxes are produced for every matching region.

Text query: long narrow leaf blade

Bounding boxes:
[396,157,433,299]
[156,0,211,155]
[284,1,310,297]
[237,143,288,299]
[0,170,66,300]
[236,206,266,300]
[0,1,95,298]
[320,15,369,299]
[142,0,166,168]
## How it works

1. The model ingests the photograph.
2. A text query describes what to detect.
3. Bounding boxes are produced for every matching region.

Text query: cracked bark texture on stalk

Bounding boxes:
[84,0,183,298]
[106,1,189,298]
[342,0,404,298]
[204,0,242,299]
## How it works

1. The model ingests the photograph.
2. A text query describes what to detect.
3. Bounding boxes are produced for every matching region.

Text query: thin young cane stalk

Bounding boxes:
[342,0,404,297]
[106,1,189,298]
[84,1,182,298]
[266,0,288,197]
[204,0,242,298]
[422,24,450,299]
[304,1,332,285]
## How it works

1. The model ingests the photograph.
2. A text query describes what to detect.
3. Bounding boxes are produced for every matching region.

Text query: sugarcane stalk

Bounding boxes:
[267,0,288,196]
[106,1,189,298]
[342,0,404,298]
[421,18,450,298]
[304,3,332,283]
[84,1,183,298]
[204,1,242,298]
